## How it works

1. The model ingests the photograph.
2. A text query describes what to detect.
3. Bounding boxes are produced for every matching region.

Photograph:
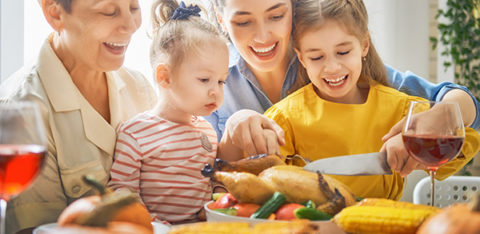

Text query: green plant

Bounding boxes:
[430,0,480,100]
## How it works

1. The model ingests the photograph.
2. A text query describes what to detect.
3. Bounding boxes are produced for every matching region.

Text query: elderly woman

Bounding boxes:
[0,0,156,233]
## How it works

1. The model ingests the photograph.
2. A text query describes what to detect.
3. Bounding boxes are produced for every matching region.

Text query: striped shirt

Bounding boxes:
[108,112,217,223]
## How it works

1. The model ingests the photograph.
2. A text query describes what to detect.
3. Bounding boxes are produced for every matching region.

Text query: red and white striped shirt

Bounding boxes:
[108,112,217,223]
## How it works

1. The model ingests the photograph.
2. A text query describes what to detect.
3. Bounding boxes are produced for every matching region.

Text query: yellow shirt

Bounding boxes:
[0,38,157,233]
[265,83,480,200]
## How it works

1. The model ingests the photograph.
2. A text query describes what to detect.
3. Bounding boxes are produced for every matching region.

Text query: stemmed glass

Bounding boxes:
[0,102,47,234]
[402,101,465,206]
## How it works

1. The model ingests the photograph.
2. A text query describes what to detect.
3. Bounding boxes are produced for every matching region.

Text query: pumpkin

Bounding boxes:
[57,175,153,232]
[417,192,480,234]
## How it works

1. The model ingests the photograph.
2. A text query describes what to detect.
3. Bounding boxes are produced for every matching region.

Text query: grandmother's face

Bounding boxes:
[58,0,141,71]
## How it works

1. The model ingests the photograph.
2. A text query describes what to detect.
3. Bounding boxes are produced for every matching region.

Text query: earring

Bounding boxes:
[362,56,366,61]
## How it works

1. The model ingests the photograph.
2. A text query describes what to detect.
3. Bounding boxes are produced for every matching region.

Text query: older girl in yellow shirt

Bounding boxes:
[265,0,480,200]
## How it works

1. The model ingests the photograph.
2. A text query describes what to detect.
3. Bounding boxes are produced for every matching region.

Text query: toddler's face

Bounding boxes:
[168,40,229,117]
[296,20,369,104]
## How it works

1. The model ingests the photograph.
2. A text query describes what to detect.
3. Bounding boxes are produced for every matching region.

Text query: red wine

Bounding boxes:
[0,144,46,200]
[402,135,464,168]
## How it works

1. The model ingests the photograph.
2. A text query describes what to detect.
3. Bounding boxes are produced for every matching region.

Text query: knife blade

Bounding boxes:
[303,152,392,175]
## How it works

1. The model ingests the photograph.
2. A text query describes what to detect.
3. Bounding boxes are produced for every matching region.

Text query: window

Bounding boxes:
[0,1,24,81]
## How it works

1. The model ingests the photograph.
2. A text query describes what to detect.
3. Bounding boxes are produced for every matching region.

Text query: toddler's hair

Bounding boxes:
[292,0,389,89]
[150,0,225,74]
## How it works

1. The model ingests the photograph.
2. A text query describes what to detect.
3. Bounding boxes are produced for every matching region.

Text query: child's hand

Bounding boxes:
[380,133,427,177]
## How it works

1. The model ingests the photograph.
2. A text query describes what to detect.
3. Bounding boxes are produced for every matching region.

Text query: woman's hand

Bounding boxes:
[222,109,285,157]
[381,133,426,177]
[382,103,452,142]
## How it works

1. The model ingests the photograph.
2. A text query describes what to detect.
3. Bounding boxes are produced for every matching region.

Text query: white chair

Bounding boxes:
[413,176,480,208]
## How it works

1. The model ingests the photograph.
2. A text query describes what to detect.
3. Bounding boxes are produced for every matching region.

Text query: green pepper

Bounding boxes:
[294,207,332,220]
[213,207,238,216]
[212,192,226,201]
[303,200,316,209]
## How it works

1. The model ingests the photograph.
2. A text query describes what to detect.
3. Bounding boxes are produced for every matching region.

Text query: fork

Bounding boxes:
[285,154,312,166]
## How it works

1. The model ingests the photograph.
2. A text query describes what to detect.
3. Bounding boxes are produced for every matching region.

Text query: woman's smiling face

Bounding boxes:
[55,0,142,72]
[220,0,293,73]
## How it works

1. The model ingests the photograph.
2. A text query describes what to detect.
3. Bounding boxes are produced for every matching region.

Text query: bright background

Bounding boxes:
[1,0,453,84]
[0,0,462,202]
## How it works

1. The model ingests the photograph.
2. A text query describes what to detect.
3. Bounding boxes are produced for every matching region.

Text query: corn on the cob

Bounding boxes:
[168,222,251,234]
[334,204,440,234]
[356,198,440,212]
[253,220,321,234]
[169,221,322,234]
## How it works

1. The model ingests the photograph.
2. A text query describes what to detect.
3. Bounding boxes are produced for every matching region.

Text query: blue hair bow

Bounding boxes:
[172,1,201,20]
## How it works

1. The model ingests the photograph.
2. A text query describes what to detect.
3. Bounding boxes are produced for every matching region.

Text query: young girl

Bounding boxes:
[265,0,480,200]
[108,0,229,223]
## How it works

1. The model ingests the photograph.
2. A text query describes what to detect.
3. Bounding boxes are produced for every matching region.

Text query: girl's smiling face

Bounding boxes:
[220,0,293,73]
[296,20,370,104]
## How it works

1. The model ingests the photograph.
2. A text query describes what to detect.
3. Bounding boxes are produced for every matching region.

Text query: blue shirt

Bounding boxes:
[205,46,480,140]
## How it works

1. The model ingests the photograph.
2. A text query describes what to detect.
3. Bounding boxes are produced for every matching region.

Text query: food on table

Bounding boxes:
[210,193,238,209]
[203,163,356,216]
[168,222,251,234]
[294,207,332,221]
[213,154,286,175]
[207,170,276,204]
[57,175,153,232]
[275,203,305,220]
[168,220,324,234]
[260,166,356,215]
[418,192,480,234]
[356,198,440,211]
[334,198,440,234]
[250,192,287,219]
[41,222,153,234]
[252,220,325,234]
[234,203,262,217]
[207,191,334,221]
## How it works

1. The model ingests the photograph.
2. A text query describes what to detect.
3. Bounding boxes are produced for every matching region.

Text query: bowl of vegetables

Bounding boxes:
[205,192,332,224]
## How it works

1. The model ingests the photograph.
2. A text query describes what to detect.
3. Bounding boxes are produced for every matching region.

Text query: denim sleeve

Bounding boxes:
[204,111,225,142]
[386,64,480,129]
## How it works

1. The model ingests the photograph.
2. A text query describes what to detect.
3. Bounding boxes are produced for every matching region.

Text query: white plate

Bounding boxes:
[33,221,170,234]
[204,201,328,225]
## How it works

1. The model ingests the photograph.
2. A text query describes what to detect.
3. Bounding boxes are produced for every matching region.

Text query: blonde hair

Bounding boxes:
[150,0,225,74]
[293,0,388,89]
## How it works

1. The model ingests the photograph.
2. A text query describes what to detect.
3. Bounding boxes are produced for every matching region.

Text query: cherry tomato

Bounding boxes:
[275,203,305,220]
[233,203,261,217]
[211,193,237,209]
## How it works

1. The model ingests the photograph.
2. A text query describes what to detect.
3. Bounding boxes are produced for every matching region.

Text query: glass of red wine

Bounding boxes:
[402,101,465,206]
[0,101,46,234]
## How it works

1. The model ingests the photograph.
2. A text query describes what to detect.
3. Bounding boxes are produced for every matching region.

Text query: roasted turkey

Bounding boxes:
[202,154,357,215]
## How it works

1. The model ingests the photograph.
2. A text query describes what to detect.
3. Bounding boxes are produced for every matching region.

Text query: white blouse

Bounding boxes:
[0,38,157,234]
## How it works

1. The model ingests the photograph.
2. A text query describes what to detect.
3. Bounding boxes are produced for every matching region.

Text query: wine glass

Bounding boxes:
[0,101,47,234]
[402,101,465,206]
